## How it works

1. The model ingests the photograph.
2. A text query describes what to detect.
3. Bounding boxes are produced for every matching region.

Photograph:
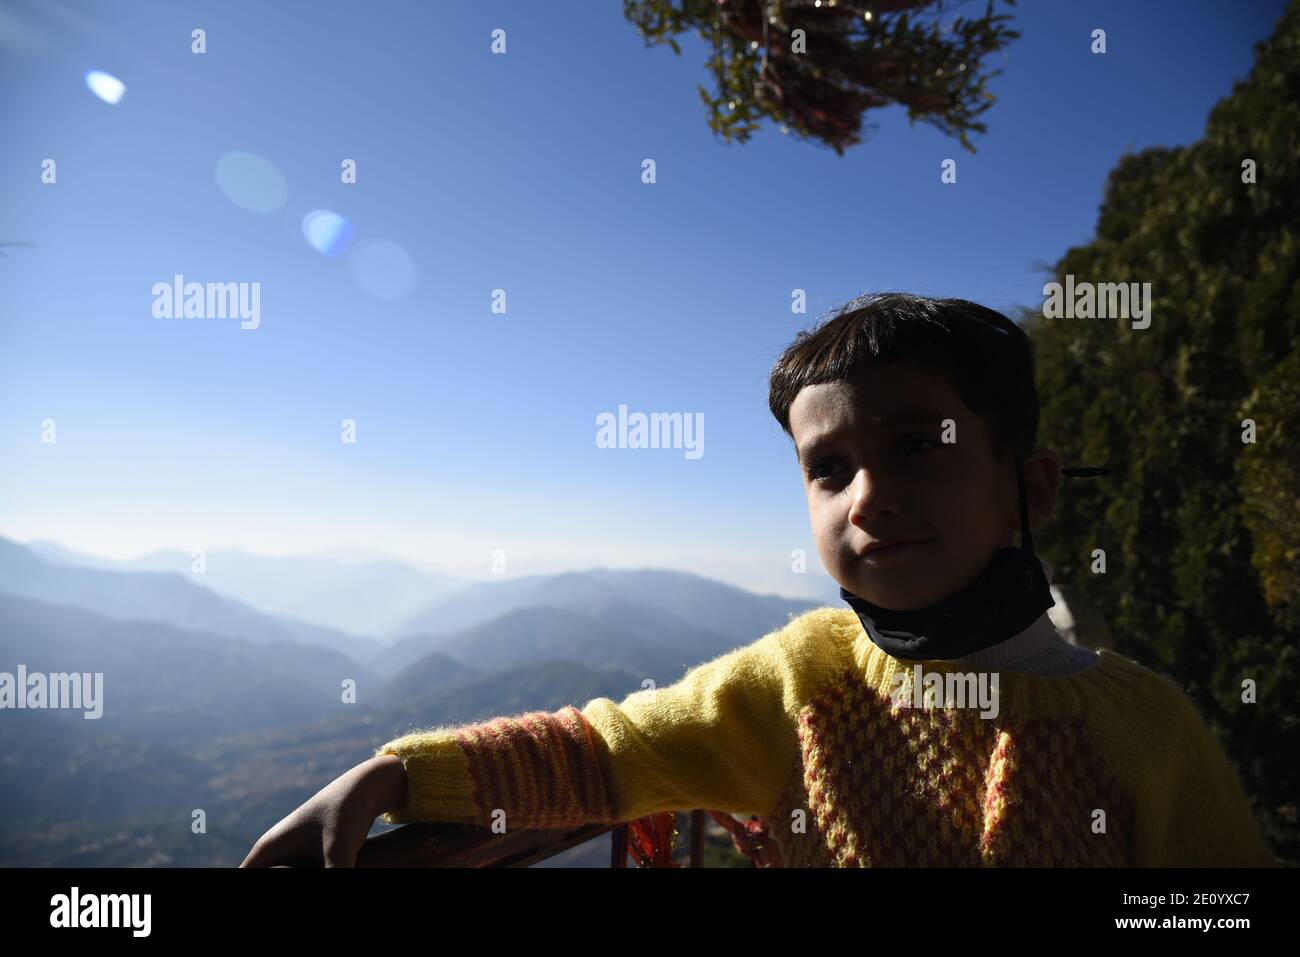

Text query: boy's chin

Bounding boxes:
[841,573,951,612]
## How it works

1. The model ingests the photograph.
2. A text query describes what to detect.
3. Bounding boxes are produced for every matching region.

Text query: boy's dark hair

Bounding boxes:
[768,291,1039,460]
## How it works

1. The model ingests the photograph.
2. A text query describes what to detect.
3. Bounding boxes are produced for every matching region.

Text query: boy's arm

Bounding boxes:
[1130,685,1277,867]
[373,616,813,830]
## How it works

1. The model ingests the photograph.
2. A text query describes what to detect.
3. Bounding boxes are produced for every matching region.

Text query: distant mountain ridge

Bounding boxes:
[0,536,380,663]
[23,539,452,638]
[0,535,827,866]
[0,591,691,865]
[387,566,818,645]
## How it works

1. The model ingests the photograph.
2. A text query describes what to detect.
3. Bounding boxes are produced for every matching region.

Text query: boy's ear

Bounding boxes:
[999,453,1024,540]
[1019,448,1064,535]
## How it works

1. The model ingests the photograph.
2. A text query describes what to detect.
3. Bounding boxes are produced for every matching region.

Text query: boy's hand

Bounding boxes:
[239,754,409,868]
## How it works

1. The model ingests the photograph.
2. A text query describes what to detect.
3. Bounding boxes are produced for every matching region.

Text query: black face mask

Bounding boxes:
[839,458,1107,662]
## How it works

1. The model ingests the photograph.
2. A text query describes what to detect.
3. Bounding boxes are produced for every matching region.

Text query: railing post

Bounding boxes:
[689,809,705,867]
[611,823,628,867]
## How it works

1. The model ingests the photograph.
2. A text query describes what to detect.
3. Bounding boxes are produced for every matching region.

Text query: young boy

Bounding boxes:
[241,292,1276,868]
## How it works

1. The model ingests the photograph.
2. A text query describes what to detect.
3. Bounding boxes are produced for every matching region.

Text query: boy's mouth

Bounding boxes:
[858,538,934,560]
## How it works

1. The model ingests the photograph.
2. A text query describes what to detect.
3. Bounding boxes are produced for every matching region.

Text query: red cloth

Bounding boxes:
[624,810,785,867]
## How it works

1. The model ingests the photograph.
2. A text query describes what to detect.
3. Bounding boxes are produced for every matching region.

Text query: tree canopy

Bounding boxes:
[623,0,1020,154]
[1021,2,1300,864]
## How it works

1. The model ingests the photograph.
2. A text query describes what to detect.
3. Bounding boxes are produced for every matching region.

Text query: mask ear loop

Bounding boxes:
[1014,458,1110,555]
[1014,455,1035,555]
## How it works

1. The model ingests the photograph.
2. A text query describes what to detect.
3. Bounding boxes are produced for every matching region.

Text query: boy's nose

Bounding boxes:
[847,468,902,525]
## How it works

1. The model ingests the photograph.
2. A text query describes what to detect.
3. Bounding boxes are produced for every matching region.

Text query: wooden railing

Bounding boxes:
[277,810,712,867]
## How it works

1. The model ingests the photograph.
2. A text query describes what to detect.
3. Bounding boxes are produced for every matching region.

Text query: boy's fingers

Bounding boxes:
[239,838,274,868]
[322,832,356,868]
[240,820,315,868]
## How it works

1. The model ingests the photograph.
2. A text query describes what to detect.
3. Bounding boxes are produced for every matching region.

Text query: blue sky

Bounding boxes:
[0,0,1287,602]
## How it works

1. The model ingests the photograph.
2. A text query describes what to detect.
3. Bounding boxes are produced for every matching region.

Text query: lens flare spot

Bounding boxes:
[215,150,288,213]
[302,210,354,257]
[85,70,125,104]
[349,238,416,301]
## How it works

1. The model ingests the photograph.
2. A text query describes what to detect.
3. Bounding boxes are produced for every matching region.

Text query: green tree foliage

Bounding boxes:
[1239,349,1300,624]
[1022,3,1300,864]
[623,0,1020,154]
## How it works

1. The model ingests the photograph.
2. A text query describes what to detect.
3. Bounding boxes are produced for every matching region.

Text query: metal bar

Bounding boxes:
[689,809,705,867]
[611,823,628,868]
[275,813,706,868]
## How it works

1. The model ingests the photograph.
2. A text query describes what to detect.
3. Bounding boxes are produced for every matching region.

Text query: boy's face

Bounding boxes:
[789,361,1058,611]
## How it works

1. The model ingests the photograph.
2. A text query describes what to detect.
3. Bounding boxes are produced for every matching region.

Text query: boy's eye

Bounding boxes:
[808,437,940,483]
[808,458,839,482]
[897,435,941,456]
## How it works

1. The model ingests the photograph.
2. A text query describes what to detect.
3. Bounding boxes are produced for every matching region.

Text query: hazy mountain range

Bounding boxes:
[0,536,821,866]
[23,539,457,637]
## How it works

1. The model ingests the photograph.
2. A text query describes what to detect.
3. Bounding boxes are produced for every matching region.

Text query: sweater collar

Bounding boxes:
[947,600,1099,675]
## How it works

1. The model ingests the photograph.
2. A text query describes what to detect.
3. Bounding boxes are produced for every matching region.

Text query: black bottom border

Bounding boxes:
[2,866,1296,941]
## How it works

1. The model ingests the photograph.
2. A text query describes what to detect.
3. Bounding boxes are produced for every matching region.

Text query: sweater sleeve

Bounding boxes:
[372,616,812,830]
[1130,682,1277,867]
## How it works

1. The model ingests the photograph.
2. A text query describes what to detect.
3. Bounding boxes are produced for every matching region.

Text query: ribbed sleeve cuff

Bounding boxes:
[373,729,479,825]
[373,705,620,831]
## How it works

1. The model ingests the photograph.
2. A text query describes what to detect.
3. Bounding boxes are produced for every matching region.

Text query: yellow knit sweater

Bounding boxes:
[373,607,1276,867]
